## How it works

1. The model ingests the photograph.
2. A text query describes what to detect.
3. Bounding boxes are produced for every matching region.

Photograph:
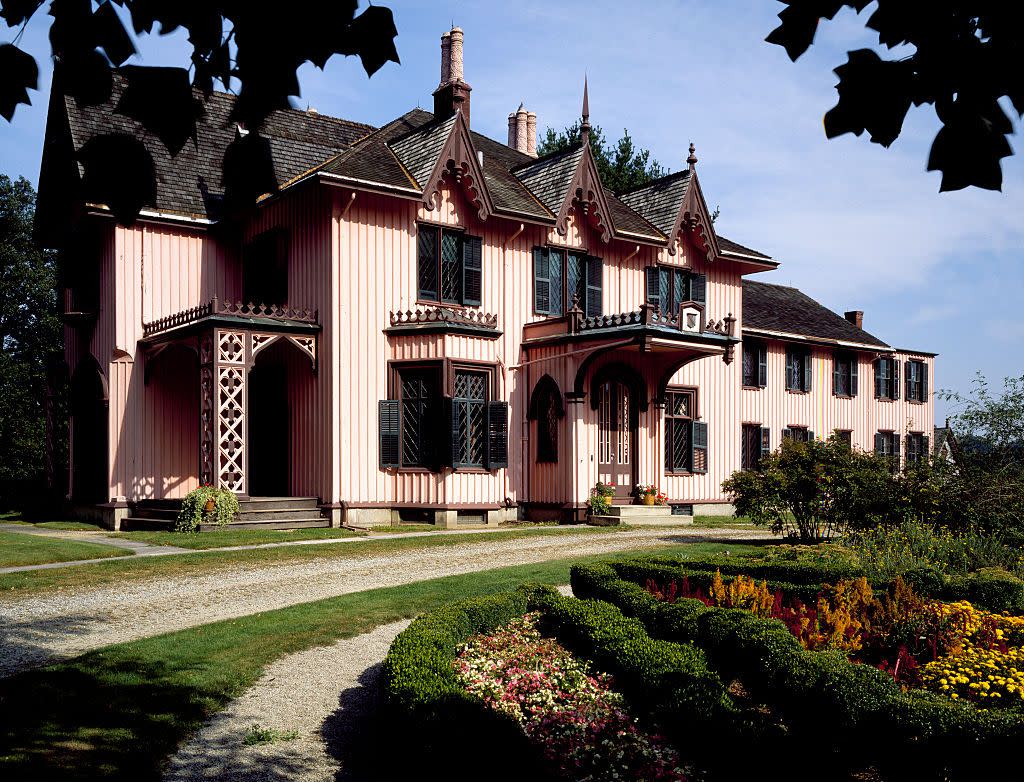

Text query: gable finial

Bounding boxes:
[687,141,697,171]
[581,76,591,142]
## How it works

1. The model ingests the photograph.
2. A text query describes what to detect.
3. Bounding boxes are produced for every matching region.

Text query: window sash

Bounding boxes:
[453,371,487,468]
[664,390,694,472]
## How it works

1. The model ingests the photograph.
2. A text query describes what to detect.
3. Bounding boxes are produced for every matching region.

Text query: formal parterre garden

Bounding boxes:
[383,545,1024,781]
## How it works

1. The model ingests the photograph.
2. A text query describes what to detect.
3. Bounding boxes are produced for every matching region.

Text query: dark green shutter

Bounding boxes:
[874,432,884,455]
[893,433,900,463]
[833,355,841,396]
[921,362,928,400]
[808,430,815,441]
[691,420,708,474]
[758,345,767,387]
[873,359,882,399]
[485,400,509,469]
[585,256,603,317]
[891,360,900,400]
[802,351,813,392]
[760,427,770,462]
[904,360,912,401]
[645,267,659,305]
[851,358,859,396]
[690,273,707,304]
[417,228,438,301]
[533,248,550,314]
[379,400,400,467]
[462,235,482,306]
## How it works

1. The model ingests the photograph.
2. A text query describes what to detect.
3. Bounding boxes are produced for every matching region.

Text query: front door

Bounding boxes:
[597,380,635,500]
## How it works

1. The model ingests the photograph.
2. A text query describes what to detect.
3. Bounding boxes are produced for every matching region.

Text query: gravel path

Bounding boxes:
[163,619,412,782]
[0,527,769,678]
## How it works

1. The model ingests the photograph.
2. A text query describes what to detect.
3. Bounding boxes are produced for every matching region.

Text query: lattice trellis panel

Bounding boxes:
[218,366,246,492]
[199,334,215,486]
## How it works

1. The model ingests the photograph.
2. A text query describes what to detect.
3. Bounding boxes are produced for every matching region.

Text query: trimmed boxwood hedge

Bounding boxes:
[571,561,1024,780]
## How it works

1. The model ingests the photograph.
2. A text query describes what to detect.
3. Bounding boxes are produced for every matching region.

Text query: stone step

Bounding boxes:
[130,507,179,521]
[201,518,330,531]
[625,515,694,526]
[234,509,325,521]
[239,497,320,511]
[606,505,673,517]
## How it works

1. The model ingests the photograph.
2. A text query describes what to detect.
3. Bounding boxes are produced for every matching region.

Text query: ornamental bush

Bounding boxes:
[176,485,239,532]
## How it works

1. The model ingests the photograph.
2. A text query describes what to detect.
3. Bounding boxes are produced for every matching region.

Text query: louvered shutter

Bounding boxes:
[921,362,929,400]
[758,345,767,387]
[461,235,483,306]
[785,350,795,391]
[760,427,771,462]
[833,356,841,396]
[904,361,912,401]
[892,434,900,464]
[874,359,882,399]
[379,400,400,467]
[533,248,550,314]
[851,358,859,396]
[485,400,509,469]
[905,434,914,463]
[874,432,884,455]
[802,351,813,392]
[691,420,708,473]
[585,256,603,317]
[691,273,707,304]
[417,228,438,301]
[808,430,815,441]
[645,267,659,305]
[891,360,900,400]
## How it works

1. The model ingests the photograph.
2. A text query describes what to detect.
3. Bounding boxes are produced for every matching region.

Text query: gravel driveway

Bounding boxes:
[0,527,769,678]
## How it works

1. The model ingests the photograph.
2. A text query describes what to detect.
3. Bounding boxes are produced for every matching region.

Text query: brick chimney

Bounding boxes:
[844,310,864,329]
[433,26,471,124]
[507,103,537,157]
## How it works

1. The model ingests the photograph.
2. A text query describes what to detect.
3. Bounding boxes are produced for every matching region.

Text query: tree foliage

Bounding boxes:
[0,175,61,482]
[767,1,1023,191]
[537,123,668,195]
[0,1,400,224]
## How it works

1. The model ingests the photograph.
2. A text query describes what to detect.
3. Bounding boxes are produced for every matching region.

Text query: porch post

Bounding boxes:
[208,329,248,494]
[565,391,586,522]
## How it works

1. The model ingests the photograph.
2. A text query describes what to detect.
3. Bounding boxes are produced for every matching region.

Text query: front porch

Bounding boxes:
[521,301,738,522]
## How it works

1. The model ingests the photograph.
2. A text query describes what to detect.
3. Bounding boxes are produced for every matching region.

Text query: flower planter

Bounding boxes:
[204,498,216,513]
[642,494,656,506]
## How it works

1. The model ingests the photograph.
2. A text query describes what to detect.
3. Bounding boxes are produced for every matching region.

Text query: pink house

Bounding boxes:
[38,27,936,529]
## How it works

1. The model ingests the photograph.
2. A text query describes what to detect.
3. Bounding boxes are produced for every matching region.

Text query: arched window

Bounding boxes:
[528,375,564,463]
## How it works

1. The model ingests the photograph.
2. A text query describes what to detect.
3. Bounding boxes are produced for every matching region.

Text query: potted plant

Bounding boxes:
[177,484,240,532]
[587,481,615,518]
[636,484,668,506]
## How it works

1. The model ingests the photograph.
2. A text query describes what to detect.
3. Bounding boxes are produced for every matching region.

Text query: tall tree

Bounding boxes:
[0,175,60,482]
[0,1,400,224]
[767,1,1022,192]
[538,123,668,194]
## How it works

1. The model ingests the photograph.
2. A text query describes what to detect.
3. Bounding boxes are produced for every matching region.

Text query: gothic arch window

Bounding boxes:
[528,375,564,463]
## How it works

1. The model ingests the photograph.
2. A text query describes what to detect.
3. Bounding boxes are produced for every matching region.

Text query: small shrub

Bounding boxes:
[176,485,239,532]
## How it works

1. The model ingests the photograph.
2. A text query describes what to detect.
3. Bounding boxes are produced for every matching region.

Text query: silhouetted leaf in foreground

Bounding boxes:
[222,133,278,218]
[0,44,38,121]
[77,134,156,225]
[115,66,203,156]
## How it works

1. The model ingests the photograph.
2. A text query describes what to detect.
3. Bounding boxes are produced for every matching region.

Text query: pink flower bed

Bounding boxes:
[453,612,687,781]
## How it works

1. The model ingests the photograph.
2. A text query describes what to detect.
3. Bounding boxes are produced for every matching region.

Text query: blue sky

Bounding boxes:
[2,1,1021,422]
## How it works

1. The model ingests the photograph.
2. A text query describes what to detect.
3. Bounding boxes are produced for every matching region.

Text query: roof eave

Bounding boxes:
[742,326,892,353]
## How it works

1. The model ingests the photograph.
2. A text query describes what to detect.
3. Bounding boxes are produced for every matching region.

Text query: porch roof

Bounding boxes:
[140,299,320,345]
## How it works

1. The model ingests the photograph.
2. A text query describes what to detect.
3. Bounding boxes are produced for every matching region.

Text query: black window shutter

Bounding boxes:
[462,235,482,306]
[874,432,884,454]
[485,400,509,469]
[874,359,882,399]
[904,360,912,401]
[808,430,814,441]
[893,433,900,461]
[691,420,708,474]
[905,433,914,462]
[802,351,813,392]
[379,400,400,467]
[533,248,550,314]
[645,267,659,305]
[921,362,928,400]
[417,227,438,301]
[691,273,707,304]
[758,345,767,387]
[891,360,900,400]
[585,256,603,317]
[851,358,859,396]
[785,350,794,391]
[833,356,841,397]
[760,427,770,461]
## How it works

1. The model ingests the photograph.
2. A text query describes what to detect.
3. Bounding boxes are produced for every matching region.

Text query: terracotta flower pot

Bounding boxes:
[642,494,656,506]
[204,498,216,513]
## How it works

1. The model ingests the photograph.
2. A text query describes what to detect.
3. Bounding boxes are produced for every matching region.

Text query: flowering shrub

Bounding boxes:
[646,569,1024,701]
[636,484,668,505]
[454,613,687,781]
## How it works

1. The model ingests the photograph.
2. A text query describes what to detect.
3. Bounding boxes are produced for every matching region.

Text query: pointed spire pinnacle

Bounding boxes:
[581,76,591,142]
[687,141,697,171]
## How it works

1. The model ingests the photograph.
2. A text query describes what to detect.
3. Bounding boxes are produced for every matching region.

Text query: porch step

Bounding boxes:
[588,513,694,527]
[199,517,330,531]
[129,496,328,531]
[606,505,673,518]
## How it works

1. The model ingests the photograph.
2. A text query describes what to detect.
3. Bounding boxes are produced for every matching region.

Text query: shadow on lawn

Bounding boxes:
[0,654,215,782]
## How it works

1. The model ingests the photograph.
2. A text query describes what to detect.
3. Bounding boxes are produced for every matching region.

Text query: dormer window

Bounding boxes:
[533,247,603,318]
[417,224,483,307]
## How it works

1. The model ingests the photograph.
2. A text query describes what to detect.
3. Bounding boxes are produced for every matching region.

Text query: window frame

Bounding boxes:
[742,339,768,388]
[874,430,901,470]
[832,351,858,398]
[741,423,770,470]
[782,426,812,443]
[905,359,927,403]
[905,431,928,465]
[533,246,602,318]
[664,386,697,474]
[645,265,707,313]
[785,346,812,393]
[451,368,490,469]
[874,356,900,401]
[417,222,482,307]
[834,429,853,447]
[390,361,444,471]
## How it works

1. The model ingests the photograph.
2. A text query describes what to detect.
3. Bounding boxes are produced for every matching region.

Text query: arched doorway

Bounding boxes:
[70,357,108,504]
[591,363,646,501]
[247,337,314,497]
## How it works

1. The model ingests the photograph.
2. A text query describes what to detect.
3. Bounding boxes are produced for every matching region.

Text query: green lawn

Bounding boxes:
[115,526,366,549]
[692,514,759,529]
[0,540,770,782]
[0,526,629,596]
[0,531,131,568]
